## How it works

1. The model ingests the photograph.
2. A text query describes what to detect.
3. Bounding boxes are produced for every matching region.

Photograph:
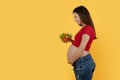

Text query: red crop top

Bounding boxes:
[72,25,95,51]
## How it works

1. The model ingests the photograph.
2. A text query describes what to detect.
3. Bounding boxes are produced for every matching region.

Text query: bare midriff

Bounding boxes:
[67,44,89,60]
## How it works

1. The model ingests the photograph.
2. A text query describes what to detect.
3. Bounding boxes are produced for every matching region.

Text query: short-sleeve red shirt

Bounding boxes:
[72,25,95,51]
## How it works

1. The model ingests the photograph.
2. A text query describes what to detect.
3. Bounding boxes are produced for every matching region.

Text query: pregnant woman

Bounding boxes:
[66,6,97,80]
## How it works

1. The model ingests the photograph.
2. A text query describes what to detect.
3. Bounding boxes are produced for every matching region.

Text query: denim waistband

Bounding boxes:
[73,53,92,66]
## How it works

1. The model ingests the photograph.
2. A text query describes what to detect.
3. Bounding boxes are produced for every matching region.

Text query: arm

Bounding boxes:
[68,34,90,64]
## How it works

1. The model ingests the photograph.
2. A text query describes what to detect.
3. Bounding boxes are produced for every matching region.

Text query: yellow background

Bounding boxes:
[0,0,120,80]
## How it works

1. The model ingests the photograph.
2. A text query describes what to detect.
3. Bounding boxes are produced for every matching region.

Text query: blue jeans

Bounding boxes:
[72,53,96,80]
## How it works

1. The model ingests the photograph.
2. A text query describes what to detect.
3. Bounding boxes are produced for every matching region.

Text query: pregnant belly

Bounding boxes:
[67,44,78,59]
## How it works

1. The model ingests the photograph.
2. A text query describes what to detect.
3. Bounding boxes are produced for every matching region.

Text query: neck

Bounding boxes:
[82,23,87,27]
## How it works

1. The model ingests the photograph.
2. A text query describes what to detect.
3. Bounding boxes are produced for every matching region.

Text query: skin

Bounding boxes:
[67,13,90,65]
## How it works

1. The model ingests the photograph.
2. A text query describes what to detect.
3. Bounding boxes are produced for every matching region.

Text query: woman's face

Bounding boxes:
[73,13,82,26]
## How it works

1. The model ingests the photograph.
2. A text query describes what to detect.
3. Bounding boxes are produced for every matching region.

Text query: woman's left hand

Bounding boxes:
[68,59,73,65]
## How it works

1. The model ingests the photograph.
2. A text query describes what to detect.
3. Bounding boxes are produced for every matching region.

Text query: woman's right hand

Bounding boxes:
[62,38,74,43]
[60,33,73,43]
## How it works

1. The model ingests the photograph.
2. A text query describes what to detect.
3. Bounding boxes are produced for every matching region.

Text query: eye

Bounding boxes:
[74,16,77,18]
[74,16,77,20]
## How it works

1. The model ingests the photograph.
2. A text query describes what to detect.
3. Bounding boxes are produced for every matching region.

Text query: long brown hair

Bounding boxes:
[73,6,97,39]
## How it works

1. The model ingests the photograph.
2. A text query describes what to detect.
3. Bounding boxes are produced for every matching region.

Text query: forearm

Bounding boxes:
[69,39,74,42]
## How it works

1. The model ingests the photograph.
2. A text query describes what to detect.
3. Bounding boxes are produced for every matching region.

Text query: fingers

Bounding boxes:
[62,40,69,43]
[61,38,73,43]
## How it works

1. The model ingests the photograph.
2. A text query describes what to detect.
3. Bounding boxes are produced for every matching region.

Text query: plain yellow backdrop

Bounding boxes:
[0,0,120,80]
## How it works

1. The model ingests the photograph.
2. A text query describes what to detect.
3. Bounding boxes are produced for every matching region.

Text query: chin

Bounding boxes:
[78,24,82,26]
[77,23,82,26]
[80,24,83,26]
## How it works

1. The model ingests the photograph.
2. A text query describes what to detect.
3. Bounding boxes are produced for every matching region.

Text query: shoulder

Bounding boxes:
[82,25,95,37]
[83,25,94,31]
